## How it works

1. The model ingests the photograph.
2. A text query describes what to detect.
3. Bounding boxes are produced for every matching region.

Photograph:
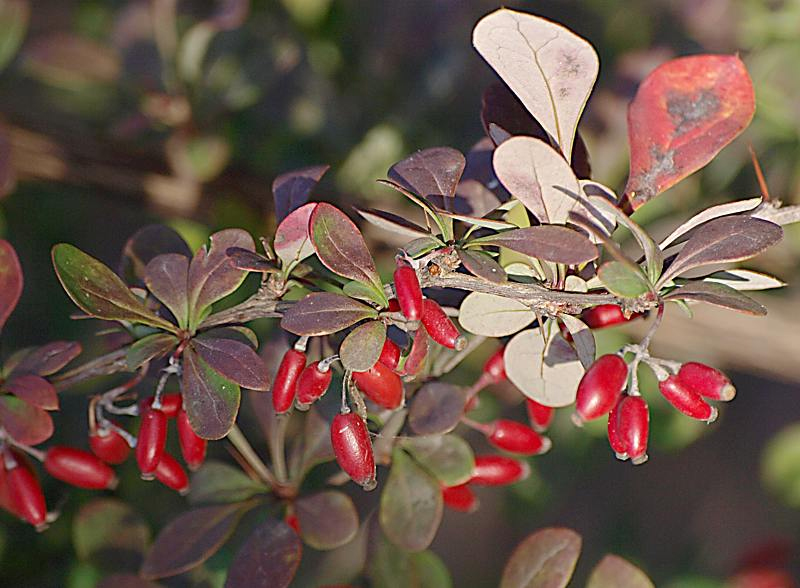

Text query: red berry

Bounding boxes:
[177,409,207,471]
[486,419,550,456]
[44,446,117,490]
[272,348,306,414]
[580,304,642,329]
[136,406,167,477]
[0,460,21,518]
[526,399,555,433]
[394,261,423,321]
[140,393,182,418]
[442,484,478,513]
[677,362,736,401]
[6,459,47,529]
[296,361,333,406]
[470,455,530,486]
[421,299,466,350]
[483,347,506,384]
[607,400,627,459]
[574,354,628,424]
[331,412,376,490]
[387,298,401,312]
[728,568,795,588]
[659,375,717,422]
[285,512,301,534]
[154,452,189,494]
[352,361,403,410]
[615,395,649,464]
[378,338,401,371]
[89,426,131,465]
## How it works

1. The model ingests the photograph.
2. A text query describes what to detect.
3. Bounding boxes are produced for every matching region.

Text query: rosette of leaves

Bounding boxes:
[52,226,270,440]
[0,240,81,446]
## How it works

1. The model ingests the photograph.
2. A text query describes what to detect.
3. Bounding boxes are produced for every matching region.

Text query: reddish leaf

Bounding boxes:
[664,281,766,315]
[226,247,278,273]
[500,527,582,588]
[181,348,241,440]
[281,292,378,336]
[272,164,329,223]
[12,341,81,376]
[145,254,190,328]
[0,239,22,331]
[196,326,258,348]
[624,54,755,209]
[225,519,302,588]
[191,337,269,391]
[0,395,53,444]
[389,147,466,200]
[309,203,381,290]
[408,382,466,436]
[470,226,598,265]
[5,374,58,410]
[120,224,191,283]
[126,333,179,371]
[274,202,317,270]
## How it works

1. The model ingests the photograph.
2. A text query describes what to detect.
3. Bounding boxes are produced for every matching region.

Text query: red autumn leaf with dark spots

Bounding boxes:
[624,54,755,210]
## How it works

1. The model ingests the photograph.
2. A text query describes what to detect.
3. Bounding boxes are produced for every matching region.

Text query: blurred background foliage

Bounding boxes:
[0,0,799,586]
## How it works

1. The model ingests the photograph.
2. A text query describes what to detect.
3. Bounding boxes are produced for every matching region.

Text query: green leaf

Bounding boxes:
[500,527,582,588]
[342,279,388,306]
[73,499,150,572]
[369,533,453,588]
[598,261,652,298]
[181,348,240,440]
[402,435,475,487]
[126,333,179,371]
[189,460,268,505]
[762,423,800,508]
[0,0,28,73]
[339,320,386,372]
[295,490,359,550]
[586,554,654,588]
[380,449,443,552]
[52,244,176,331]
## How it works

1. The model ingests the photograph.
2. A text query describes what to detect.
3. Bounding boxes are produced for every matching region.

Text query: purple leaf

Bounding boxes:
[309,203,381,290]
[187,229,255,330]
[274,202,317,269]
[665,281,766,315]
[408,382,466,436]
[191,337,269,391]
[196,326,258,348]
[145,253,190,328]
[272,164,329,223]
[12,341,81,376]
[0,395,53,444]
[5,374,58,410]
[388,147,466,200]
[339,320,386,372]
[126,333,179,371]
[470,226,598,265]
[225,519,302,588]
[281,292,378,336]
[500,527,582,588]
[120,224,191,283]
[453,180,502,217]
[225,247,278,273]
[141,503,252,580]
[0,239,22,331]
[457,249,507,283]
[182,348,240,440]
[295,490,359,550]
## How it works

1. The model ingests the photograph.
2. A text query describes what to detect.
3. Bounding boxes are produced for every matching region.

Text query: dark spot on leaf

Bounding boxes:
[667,90,720,135]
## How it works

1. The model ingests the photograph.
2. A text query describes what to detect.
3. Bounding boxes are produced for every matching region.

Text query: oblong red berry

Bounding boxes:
[607,399,628,459]
[470,455,530,486]
[394,262,423,321]
[659,375,717,422]
[442,484,478,513]
[378,338,401,371]
[677,362,736,401]
[7,461,46,529]
[177,409,207,471]
[574,354,628,424]
[483,347,506,384]
[387,298,401,313]
[487,419,550,456]
[140,393,182,418]
[331,412,376,490]
[616,395,649,464]
[272,348,306,414]
[44,446,117,490]
[352,362,403,409]
[154,453,189,494]
[526,399,555,433]
[89,426,131,465]
[580,304,642,329]
[296,361,333,406]
[421,299,466,350]
[136,407,167,476]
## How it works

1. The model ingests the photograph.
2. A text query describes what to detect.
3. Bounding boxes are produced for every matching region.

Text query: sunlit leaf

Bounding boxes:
[52,244,176,332]
[457,249,507,283]
[126,333,179,371]
[191,337,270,390]
[404,236,444,258]
[624,55,755,209]
[272,164,329,223]
[664,281,766,315]
[0,394,53,444]
[658,197,763,250]
[141,503,251,580]
[4,374,58,410]
[342,279,387,306]
[189,460,268,505]
[586,554,654,588]
[12,341,81,376]
[274,202,317,271]
[225,247,279,274]
[181,347,240,440]
[0,239,22,331]
[144,254,190,328]
[339,320,386,372]
[402,435,474,487]
[408,382,466,436]
[74,499,150,572]
[598,261,652,298]
[474,9,598,160]
[355,207,431,240]
[380,449,443,552]
[120,224,192,284]
[703,269,785,292]
[281,292,378,336]
[458,292,535,337]
[389,147,465,200]
[469,225,598,265]
[377,179,451,240]
[225,519,302,588]
[500,527,582,588]
[295,490,359,550]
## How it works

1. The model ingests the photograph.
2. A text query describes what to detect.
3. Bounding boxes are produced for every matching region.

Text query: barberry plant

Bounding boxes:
[1,7,798,587]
